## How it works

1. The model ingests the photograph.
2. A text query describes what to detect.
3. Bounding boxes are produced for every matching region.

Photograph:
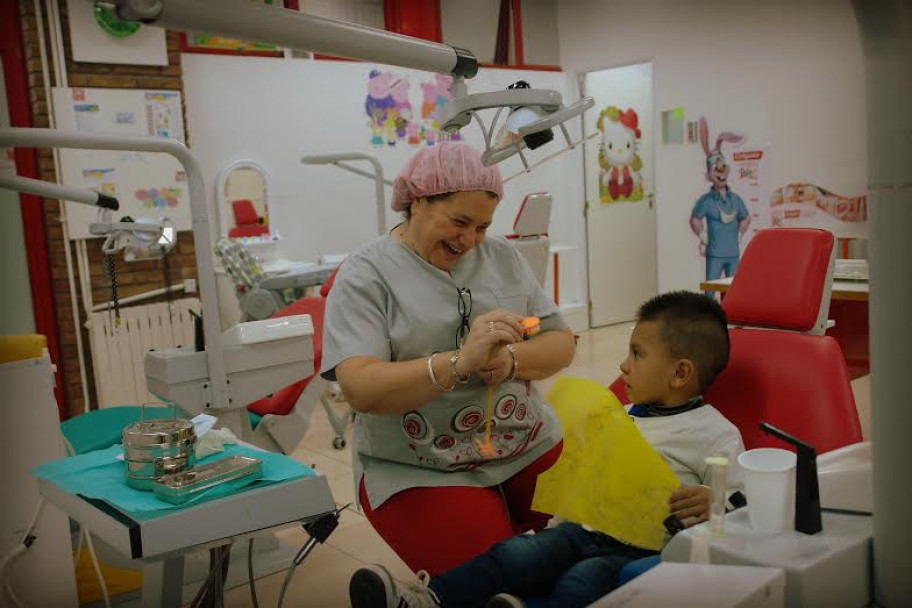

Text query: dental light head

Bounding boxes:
[89,211,177,261]
[438,79,595,169]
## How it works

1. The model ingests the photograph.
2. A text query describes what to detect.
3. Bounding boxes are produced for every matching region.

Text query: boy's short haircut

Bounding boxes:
[637,291,730,391]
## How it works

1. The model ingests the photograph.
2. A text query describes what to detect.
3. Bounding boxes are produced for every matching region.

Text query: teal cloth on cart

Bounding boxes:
[60,406,190,456]
[32,443,315,520]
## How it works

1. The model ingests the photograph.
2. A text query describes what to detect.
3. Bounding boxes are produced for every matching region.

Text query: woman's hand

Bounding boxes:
[479,347,513,385]
[456,310,523,377]
[670,485,711,526]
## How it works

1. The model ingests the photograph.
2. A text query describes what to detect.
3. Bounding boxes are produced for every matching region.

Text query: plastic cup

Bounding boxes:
[737,448,797,532]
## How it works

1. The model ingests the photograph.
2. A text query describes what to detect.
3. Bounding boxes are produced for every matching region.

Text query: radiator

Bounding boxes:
[88,298,200,407]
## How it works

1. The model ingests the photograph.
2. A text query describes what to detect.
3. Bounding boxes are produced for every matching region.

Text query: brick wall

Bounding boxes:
[18,0,198,418]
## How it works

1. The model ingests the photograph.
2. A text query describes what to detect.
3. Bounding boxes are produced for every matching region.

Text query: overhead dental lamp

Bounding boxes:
[111,0,593,168]
[438,79,595,169]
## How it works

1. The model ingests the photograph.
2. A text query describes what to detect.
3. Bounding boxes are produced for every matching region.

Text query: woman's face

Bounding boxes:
[407,190,498,271]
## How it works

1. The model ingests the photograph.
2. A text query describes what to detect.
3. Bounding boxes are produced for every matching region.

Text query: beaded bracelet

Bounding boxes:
[449,350,471,385]
[427,352,454,392]
[504,343,519,382]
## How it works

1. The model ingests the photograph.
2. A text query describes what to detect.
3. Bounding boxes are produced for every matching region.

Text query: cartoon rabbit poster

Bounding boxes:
[689,116,767,290]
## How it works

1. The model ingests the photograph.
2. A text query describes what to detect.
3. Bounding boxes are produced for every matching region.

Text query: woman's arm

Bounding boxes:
[335,309,524,415]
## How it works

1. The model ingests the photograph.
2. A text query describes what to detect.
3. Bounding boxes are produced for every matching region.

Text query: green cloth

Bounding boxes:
[32,443,315,520]
[60,406,189,456]
[248,410,263,430]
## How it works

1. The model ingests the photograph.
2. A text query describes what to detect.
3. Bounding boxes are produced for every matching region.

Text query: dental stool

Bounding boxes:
[606,228,863,587]
[245,265,351,452]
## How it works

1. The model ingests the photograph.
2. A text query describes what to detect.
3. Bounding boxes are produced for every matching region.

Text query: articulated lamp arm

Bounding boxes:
[113,0,478,78]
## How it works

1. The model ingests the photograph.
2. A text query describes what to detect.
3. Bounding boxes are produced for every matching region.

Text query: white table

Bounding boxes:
[700,276,869,302]
[37,471,336,607]
[549,244,577,306]
[662,509,872,608]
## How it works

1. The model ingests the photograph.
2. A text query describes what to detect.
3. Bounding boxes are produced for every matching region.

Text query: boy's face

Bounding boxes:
[619,320,679,405]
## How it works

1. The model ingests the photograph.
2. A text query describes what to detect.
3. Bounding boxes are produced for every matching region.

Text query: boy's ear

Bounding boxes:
[671,358,696,389]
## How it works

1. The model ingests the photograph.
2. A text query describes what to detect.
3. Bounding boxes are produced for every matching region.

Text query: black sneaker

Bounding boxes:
[350,564,440,608]
[485,593,526,608]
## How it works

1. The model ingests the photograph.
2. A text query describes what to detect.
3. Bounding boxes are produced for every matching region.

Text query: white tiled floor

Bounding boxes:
[221,321,871,607]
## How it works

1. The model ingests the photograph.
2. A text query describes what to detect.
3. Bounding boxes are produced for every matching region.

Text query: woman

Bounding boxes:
[321,142,576,575]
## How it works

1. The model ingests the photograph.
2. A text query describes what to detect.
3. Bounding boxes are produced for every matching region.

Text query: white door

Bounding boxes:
[584,62,658,327]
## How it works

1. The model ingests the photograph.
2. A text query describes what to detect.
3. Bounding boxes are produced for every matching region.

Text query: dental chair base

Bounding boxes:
[591,562,786,608]
[662,509,872,608]
[145,315,316,446]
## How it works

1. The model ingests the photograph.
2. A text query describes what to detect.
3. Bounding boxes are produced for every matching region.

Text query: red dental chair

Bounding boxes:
[245,265,350,452]
[228,198,270,238]
[606,228,864,588]
[611,228,862,452]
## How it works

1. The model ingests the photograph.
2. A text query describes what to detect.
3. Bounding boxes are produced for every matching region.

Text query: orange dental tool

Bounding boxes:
[522,316,541,337]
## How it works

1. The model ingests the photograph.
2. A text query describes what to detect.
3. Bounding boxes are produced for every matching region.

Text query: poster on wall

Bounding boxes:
[769,183,867,240]
[364,70,462,148]
[51,87,192,240]
[597,106,645,204]
[728,147,770,243]
[689,116,768,290]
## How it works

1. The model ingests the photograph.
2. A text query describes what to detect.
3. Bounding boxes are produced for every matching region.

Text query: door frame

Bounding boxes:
[577,57,660,327]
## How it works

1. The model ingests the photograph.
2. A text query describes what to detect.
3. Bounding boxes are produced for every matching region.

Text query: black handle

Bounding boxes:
[95,193,120,210]
[189,309,204,352]
[759,421,822,534]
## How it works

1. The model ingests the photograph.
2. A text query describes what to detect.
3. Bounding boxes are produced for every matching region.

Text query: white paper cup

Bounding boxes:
[738,448,797,532]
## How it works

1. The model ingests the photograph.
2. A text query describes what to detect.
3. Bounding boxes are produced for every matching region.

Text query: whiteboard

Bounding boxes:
[52,87,191,239]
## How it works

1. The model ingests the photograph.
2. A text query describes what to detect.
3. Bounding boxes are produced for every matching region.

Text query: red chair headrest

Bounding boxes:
[232,199,260,226]
[320,265,342,298]
[722,229,834,332]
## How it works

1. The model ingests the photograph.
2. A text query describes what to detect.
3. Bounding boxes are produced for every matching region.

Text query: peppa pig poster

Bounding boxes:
[364,69,462,148]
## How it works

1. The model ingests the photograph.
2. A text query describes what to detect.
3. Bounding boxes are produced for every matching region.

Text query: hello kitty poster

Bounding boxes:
[597,106,645,204]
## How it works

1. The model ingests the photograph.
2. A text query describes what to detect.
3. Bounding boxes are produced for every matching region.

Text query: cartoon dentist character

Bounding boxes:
[689,116,750,293]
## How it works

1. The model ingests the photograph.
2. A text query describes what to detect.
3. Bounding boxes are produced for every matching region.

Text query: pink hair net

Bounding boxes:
[391,142,504,213]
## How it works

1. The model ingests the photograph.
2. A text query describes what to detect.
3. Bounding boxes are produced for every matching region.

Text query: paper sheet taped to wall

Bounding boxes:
[532,376,679,550]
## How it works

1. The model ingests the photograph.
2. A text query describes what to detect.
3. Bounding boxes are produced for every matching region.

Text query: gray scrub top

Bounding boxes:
[321,234,567,508]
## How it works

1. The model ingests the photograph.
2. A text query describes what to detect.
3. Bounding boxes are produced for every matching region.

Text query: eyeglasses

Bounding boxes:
[456,287,472,349]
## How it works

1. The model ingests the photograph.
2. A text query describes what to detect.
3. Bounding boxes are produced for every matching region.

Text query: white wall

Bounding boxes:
[181,55,586,308]
[557,0,867,293]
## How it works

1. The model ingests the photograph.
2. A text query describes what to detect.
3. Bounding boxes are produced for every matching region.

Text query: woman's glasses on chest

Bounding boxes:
[456,287,472,349]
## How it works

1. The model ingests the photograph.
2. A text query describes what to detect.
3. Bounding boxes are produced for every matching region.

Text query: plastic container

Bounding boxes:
[738,448,797,532]
[705,456,729,537]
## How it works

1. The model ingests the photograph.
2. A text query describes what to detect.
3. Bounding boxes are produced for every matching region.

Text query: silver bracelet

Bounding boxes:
[450,350,471,385]
[504,344,518,382]
[427,352,453,392]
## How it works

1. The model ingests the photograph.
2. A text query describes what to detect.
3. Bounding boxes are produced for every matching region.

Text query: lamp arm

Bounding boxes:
[0,127,227,411]
[301,152,390,235]
[114,0,478,78]
[0,175,119,210]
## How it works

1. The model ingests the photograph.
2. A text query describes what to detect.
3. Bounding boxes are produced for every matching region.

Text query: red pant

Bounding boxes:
[359,442,563,576]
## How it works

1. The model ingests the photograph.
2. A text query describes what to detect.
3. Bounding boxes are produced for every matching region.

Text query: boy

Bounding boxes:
[349,291,745,608]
